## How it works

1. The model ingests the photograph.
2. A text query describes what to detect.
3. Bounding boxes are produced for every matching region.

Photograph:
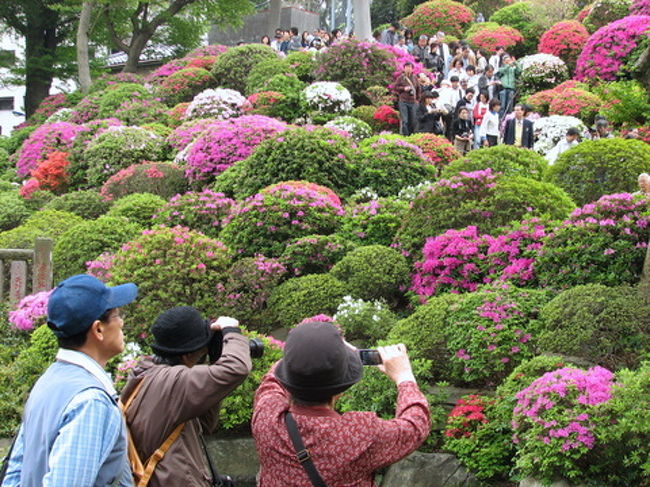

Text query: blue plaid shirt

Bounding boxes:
[1,351,132,487]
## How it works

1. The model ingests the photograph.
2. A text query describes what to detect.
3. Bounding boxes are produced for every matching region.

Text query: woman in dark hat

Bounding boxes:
[252,321,431,487]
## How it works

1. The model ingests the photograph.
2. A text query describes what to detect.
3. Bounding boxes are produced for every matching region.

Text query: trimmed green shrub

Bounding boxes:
[105,226,231,342]
[538,285,650,370]
[339,198,409,247]
[583,0,632,33]
[245,57,292,95]
[330,245,409,303]
[267,274,348,329]
[4,125,38,155]
[211,44,280,93]
[333,296,398,343]
[388,285,552,385]
[84,127,168,187]
[213,128,358,199]
[100,162,187,201]
[355,136,437,196]
[0,191,32,231]
[395,170,575,257]
[257,74,308,122]
[72,83,162,125]
[285,51,316,82]
[546,139,650,206]
[53,216,142,282]
[106,193,166,228]
[490,2,545,56]
[441,145,548,181]
[280,234,352,276]
[0,210,83,249]
[220,182,344,258]
[43,190,111,219]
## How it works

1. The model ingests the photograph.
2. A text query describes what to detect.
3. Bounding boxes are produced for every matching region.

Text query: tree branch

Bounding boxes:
[147,0,194,33]
[103,6,130,52]
[131,2,145,35]
[0,9,27,36]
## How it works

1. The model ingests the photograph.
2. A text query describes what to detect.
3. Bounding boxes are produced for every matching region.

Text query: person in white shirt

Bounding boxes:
[489,46,505,71]
[479,98,502,147]
[465,65,480,92]
[447,59,467,82]
[546,127,580,164]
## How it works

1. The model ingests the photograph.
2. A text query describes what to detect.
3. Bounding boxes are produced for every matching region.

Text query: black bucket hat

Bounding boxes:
[150,306,212,355]
[275,321,363,402]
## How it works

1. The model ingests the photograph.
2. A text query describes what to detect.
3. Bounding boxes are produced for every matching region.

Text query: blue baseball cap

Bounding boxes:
[47,274,138,338]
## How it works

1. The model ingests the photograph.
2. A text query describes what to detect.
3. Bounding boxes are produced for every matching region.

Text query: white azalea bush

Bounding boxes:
[325,116,372,141]
[303,81,354,115]
[185,88,248,120]
[518,53,569,94]
[45,108,73,124]
[533,115,588,155]
[333,295,398,343]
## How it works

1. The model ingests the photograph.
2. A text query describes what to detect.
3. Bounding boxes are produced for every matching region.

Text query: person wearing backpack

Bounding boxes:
[1,274,138,487]
[119,306,252,487]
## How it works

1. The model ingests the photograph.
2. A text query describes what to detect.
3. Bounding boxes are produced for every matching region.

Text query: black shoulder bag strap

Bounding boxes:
[284,412,327,487]
[200,434,233,487]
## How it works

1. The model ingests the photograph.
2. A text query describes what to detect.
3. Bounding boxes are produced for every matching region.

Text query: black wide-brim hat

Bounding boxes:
[275,321,363,402]
[150,306,213,355]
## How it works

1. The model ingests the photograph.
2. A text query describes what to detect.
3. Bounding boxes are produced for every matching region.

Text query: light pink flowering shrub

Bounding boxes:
[631,0,650,14]
[8,290,53,331]
[16,122,87,177]
[180,115,288,181]
[220,182,344,258]
[167,118,219,152]
[512,366,615,482]
[575,15,650,81]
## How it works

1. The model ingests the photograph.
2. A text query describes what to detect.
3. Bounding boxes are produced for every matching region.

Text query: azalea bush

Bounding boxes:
[467,24,524,52]
[185,88,248,121]
[220,182,344,258]
[517,53,569,94]
[152,190,235,238]
[8,290,52,331]
[30,93,73,124]
[575,15,650,81]
[401,0,474,38]
[388,285,551,385]
[217,255,287,331]
[0,210,83,249]
[303,81,354,121]
[538,21,590,70]
[25,151,71,195]
[70,84,161,126]
[395,170,574,257]
[213,128,358,199]
[538,284,650,370]
[532,115,588,155]
[280,234,351,276]
[105,193,166,228]
[324,116,372,141]
[99,162,187,201]
[16,122,86,177]
[594,80,650,125]
[333,296,398,343]
[167,118,217,153]
[406,133,459,174]
[441,145,548,181]
[490,2,546,56]
[180,115,288,182]
[584,0,633,32]
[547,139,650,205]
[0,192,32,232]
[84,127,168,187]
[101,225,231,341]
[512,366,616,483]
[210,44,279,94]
[547,87,602,123]
[411,221,546,298]
[43,190,110,219]
[536,193,650,288]
[339,197,409,247]
[356,136,436,196]
[631,0,650,14]
[372,105,400,132]
[156,67,215,106]
[254,74,308,122]
[244,57,293,95]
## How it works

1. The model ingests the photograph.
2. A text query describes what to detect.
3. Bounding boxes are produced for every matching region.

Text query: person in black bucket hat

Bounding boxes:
[119,307,252,486]
[252,321,432,487]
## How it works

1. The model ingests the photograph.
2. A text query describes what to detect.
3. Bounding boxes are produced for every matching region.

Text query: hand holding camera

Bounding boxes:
[208,316,265,362]
[359,344,415,385]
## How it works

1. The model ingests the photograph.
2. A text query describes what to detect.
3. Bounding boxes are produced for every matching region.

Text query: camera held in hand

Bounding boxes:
[208,329,265,363]
[359,349,382,366]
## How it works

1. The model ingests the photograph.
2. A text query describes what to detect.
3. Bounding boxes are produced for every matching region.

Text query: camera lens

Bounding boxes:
[249,338,265,359]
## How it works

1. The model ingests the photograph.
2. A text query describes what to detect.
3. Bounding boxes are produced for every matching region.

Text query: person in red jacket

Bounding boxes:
[473,90,490,149]
[252,321,431,487]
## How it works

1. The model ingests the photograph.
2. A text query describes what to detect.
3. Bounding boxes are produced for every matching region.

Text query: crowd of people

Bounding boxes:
[1,275,430,487]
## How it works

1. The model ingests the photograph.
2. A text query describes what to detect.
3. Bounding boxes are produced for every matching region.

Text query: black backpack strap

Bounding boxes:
[284,412,327,487]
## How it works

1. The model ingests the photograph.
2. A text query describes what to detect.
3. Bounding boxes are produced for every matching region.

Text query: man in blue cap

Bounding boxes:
[1,274,138,487]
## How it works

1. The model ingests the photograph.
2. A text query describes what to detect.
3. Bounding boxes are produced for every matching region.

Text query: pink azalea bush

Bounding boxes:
[99,161,187,201]
[16,122,87,176]
[401,0,475,38]
[548,88,602,122]
[631,0,650,14]
[468,24,524,52]
[220,182,344,258]
[8,290,53,331]
[180,115,288,181]
[538,21,590,70]
[575,15,650,81]
[512,366,615,481]
[185,44,228,58]
[411,221,546,299]
[167,118,219,152]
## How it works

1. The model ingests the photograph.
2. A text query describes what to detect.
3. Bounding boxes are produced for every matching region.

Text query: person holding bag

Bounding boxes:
[252,321,431,487]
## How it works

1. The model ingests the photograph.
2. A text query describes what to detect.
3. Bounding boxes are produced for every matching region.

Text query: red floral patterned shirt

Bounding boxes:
[252,367,431,487]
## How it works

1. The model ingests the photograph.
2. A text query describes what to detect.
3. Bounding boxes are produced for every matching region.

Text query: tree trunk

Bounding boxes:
[122,33,151,73]
[24,15,58,118]
[352,0,372,41]
[633,43,650,95]
[77,1,94,93]
[268,0,282,33]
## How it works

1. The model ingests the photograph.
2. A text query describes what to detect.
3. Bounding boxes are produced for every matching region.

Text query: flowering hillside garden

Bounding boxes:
[0,8,649,486]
